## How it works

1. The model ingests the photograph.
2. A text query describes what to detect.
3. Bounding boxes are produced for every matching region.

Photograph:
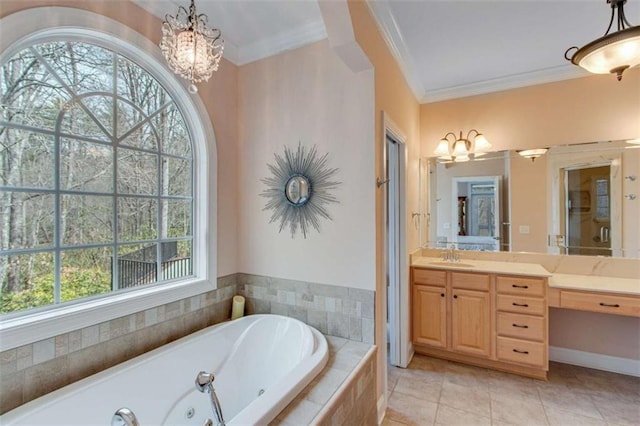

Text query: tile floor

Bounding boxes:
[384,355,640,426]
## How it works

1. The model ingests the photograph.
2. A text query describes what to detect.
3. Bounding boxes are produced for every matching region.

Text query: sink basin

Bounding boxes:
[428,261,475,268]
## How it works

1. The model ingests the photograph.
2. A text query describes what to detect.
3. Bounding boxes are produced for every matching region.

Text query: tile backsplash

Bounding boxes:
[238,273,375,344]
[0,273,375,414]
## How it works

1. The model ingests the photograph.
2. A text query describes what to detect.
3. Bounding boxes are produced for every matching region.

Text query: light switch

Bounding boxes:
[519,225,530,234]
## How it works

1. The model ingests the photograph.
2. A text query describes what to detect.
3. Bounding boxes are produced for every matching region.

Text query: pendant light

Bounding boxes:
[565,0,640,81]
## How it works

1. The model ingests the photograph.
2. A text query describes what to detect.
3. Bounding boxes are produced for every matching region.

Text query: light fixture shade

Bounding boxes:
[452,139,469,156]
[473,134,491,152]
[572,27,640,76]
[518,148,548,161]
[161,0,224,93]
[434,139,451,156]
[565,0,640,81]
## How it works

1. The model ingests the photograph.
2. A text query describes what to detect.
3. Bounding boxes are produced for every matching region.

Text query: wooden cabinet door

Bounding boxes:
[451,289,491,357]
[413,285,447,348]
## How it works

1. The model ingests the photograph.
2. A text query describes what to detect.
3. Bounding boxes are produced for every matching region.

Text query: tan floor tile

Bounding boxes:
[444,362,490,389]
[382,416,410,426]
[439,380,491,418]
[387,391,438,425]
[544,407,608,426]
[490,393,548,426]
[591,393,640,426]
[538,385,603,420]
[435,404,491,426]
[394,371,442,403]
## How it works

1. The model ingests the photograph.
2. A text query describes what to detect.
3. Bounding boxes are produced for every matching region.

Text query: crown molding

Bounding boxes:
[235,19,327,66]
[365,0,593,103]
[422,65,590,103]
[365,0,425,101]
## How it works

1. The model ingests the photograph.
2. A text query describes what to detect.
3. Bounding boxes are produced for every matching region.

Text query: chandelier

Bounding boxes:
[434,130,492,162]
[565,0,640,81]
[160,0,224,94]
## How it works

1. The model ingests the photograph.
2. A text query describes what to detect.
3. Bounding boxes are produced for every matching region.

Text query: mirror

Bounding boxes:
[420,140,640,258]
[285,175,311,205]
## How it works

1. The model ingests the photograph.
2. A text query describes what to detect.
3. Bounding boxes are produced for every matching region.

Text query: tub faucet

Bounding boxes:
[195,371,225,426]
[112,407,140,426]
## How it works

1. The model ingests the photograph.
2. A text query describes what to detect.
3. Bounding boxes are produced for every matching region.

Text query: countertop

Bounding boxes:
[411,256,640,296]
[411,256,551,277]
[549,273,640,296]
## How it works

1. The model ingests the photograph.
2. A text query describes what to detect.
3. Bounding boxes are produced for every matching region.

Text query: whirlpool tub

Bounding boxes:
[1,314,329,425]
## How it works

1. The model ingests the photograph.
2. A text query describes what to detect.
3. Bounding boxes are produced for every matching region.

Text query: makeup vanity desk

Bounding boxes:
[547,274,640,317]
[410,257,640,380]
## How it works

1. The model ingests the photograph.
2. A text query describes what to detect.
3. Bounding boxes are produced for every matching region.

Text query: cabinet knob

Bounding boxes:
[453,295,458,299]
[440,293,445,298]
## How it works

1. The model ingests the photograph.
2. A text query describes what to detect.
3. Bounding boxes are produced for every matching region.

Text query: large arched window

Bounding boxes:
[0,39,195,315]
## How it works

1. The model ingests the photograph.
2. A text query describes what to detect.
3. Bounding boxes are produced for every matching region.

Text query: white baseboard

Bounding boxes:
[549,346,640,377]
[377,394,386,425]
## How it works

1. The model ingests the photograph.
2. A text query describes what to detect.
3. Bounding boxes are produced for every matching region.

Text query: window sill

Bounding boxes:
[0,278,214,351]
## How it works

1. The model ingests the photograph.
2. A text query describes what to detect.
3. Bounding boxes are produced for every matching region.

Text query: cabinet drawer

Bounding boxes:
[497,294,546,316]
[497,276,545,297]
[560,291,640,317]
[413,268,446,287]
[497,336,545,367]
[451,272,490,292]
[497,312,545,342]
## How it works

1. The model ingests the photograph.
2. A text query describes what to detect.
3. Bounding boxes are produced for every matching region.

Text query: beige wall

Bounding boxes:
[421,70,640,155]
[0,0,240,277]
[509,153,548,253]
[237,39,375,290]
[347,0,421,403]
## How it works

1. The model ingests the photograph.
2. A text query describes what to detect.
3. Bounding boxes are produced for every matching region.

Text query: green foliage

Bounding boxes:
[0,267,111,314]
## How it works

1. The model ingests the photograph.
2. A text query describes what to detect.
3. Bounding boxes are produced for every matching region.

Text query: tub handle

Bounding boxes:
[112,407,140,426]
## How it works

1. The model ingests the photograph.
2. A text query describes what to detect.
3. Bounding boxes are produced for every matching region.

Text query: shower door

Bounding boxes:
[565,166,612,256]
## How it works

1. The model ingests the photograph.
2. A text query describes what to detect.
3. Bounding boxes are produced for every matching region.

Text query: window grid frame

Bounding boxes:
[1,39,195,311]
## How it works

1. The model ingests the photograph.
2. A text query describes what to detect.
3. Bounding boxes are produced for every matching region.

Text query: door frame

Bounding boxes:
[548,150,622,256]
[380,111,410,418]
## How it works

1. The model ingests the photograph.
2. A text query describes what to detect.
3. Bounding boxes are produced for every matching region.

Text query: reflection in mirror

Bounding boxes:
[420,140,639,258]
[285,175,310,206]
[422,152,509,252]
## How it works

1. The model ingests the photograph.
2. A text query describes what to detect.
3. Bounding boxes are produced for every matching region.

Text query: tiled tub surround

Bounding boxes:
[274,336,377,426]
[237,273,376,344]
[0,273,376,415]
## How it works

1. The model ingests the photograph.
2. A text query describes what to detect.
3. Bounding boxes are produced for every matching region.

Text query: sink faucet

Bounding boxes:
[443,244,459,262]
[196,371,225,426]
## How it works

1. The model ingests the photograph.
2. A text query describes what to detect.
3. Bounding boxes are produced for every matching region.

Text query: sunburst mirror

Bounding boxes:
[261,143,340,238]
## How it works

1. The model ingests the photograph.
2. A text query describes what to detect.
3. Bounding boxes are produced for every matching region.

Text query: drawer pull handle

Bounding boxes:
[599,302,620,308]
[512,284,529,289]
[512,302,529,307]
[512,349,529,355]
[512,323,529,328]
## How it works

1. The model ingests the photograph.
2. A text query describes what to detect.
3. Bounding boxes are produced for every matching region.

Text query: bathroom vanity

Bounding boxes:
[411,255,640,380]
[411,258,550,379]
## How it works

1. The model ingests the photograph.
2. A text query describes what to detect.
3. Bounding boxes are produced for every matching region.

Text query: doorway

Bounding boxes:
[565,165,612,256]
[382,113,409,373]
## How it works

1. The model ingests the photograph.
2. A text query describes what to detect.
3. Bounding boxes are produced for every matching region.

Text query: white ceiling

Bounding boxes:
[134,0,640,102]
